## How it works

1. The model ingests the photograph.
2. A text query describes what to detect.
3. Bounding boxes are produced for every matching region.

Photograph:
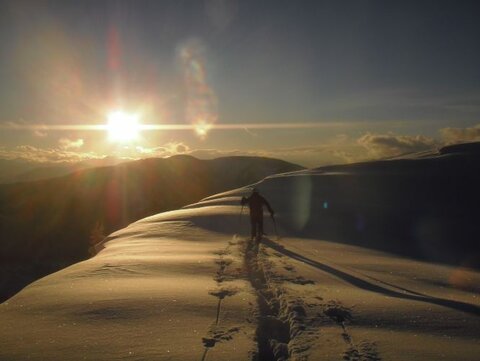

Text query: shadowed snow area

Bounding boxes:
[1,145,480,360]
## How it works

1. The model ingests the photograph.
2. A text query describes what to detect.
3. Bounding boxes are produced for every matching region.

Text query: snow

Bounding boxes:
[0,213,256,360]
[1,158,480,360]
[262,237,480,360]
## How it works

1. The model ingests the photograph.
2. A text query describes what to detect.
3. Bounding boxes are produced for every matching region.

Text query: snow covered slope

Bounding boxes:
[1,148,479,360]
[0,206,257,361]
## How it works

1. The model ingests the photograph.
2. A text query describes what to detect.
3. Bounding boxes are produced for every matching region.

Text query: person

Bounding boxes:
[241,188,274,242]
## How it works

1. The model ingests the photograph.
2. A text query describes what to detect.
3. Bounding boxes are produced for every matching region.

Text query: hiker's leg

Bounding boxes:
[254,218,262,242]
[258,217,264,239]
[250,217,256,240]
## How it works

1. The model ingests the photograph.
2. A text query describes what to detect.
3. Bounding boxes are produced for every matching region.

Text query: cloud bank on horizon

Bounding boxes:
[1,123,479,168]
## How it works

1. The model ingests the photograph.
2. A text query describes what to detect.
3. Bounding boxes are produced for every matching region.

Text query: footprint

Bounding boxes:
[284,265,295,272]
[213,249,231,256]
[291,276,314,285]
[209,287,239,299]
[323,301,352,324]
[215,258,233,269]
[202,326,241,347]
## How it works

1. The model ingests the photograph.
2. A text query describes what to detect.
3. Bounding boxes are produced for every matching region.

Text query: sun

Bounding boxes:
[106,111,140,142]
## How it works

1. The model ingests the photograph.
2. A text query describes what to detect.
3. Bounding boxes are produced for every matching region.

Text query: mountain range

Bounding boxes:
[0,155,302,301]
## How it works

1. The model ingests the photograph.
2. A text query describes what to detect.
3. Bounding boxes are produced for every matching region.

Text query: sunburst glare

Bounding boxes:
[107,111,140,142]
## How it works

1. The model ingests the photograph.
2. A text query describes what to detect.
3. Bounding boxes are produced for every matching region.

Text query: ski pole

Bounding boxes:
[238,204,244,235]
[271,214,279,240]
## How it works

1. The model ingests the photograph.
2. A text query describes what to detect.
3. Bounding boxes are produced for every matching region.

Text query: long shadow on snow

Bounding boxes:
[263,238,480,317]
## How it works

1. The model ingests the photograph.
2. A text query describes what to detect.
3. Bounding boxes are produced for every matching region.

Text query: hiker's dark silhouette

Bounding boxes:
[241,188,274,242]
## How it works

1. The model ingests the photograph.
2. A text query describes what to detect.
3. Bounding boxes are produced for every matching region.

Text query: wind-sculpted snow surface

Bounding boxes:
[0,208,257,361]
[1,148,480,360]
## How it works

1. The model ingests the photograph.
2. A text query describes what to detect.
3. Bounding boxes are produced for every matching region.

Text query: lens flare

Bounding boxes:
[178,39,218,139]
[194,120,212,139]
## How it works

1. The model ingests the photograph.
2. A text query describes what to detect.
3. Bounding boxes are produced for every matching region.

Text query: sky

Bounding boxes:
[0,0,480,167]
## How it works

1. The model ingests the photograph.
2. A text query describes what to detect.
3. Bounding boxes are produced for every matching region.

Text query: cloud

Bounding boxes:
[3,129,456,170]
[167,142,189,154]
[58,138,84,150]
[358,133,437,158]
[33,130,48,137]
[188,148,260,159]
[133,142,191,158]
[356,126,480,161]
[136,144,268,161]
[270,145,329,154]
[0,145,104,163]
[0,120,28,129]
[329,149,360,163]
[262,134,368,165]
[137,136,366,167]
[440,124,480,144]
[186,144,364,167]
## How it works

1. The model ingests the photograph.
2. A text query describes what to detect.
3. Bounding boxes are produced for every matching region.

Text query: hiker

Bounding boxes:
[241,188,274,242]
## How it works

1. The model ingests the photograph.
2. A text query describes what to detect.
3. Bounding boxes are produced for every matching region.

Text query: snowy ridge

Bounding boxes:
[1,151,480,360]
